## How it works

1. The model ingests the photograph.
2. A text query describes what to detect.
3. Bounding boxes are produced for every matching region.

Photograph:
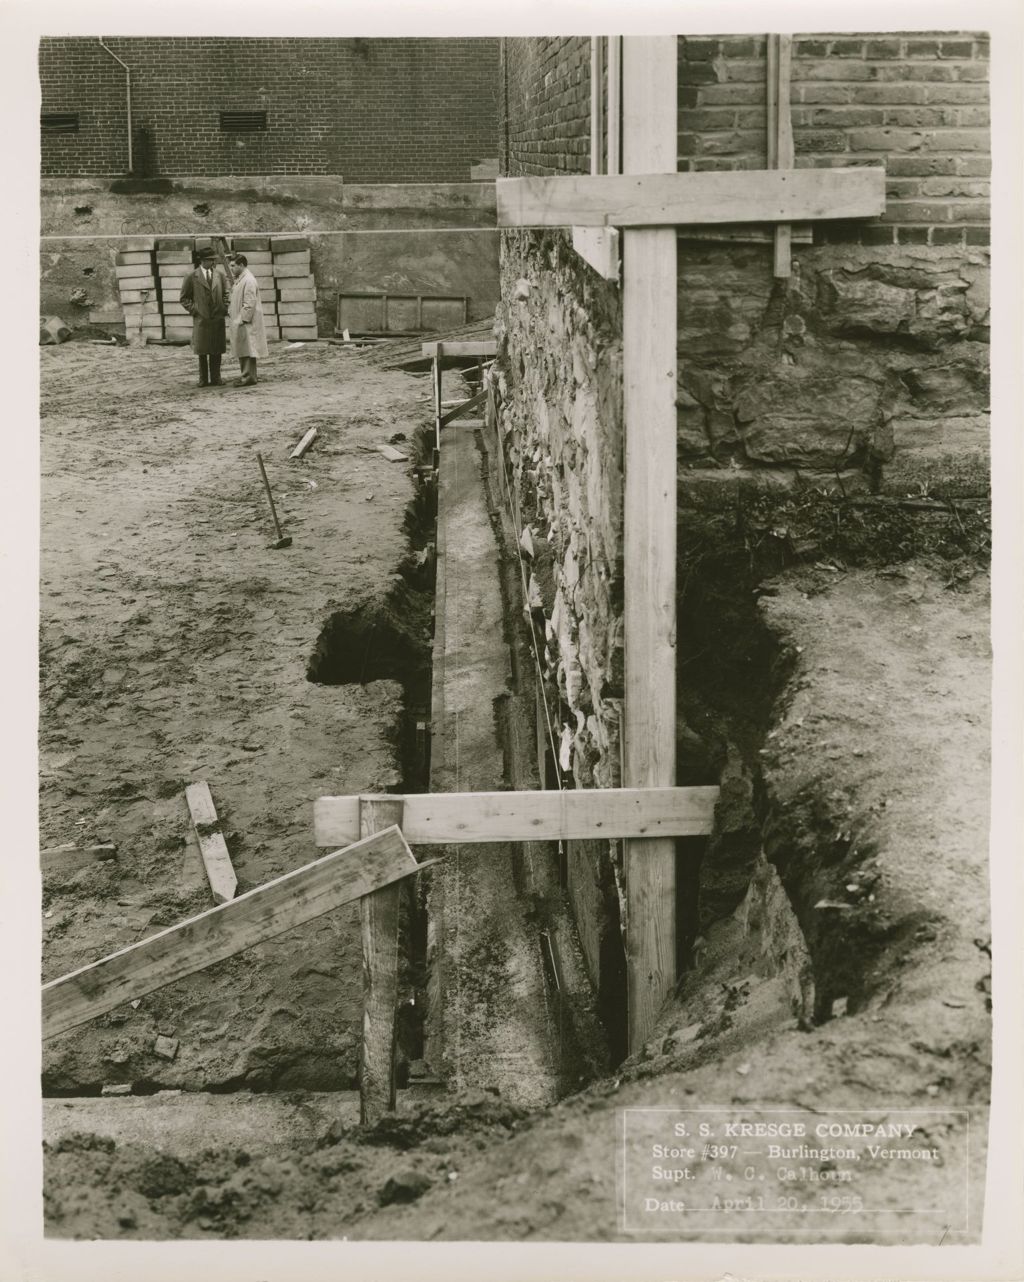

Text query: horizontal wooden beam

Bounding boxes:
[420,340,498,357]
[314,786,720,847]
[43,827,427,1041]
[496,167,885,229]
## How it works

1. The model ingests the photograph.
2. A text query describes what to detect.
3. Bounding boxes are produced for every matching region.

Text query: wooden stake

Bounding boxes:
[769,34,795,278]
[621,36,679,1054]
[290,426,319,459]
[359,796,405,1124]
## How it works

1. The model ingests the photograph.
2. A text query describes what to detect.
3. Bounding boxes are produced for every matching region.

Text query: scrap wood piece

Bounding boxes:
[314,785,720,847]
[376,442,410,462]
[290,426,319,459]
[42,825,430,1041]
[420,339,498,358]
[184,781,237,905]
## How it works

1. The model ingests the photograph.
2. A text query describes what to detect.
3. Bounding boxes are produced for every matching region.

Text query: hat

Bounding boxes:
[197,246,216,260]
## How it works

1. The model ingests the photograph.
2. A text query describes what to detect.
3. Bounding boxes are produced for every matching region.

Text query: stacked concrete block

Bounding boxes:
[271,236,317,339]
[232,237,279,341]
[115,243,161,341]
[156,239,195,341]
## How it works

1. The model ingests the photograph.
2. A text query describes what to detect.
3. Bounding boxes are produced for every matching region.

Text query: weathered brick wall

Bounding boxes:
[501,37,591,177]
[496,33,991,1008]
[679,32,990,247]
[39,37,499,181]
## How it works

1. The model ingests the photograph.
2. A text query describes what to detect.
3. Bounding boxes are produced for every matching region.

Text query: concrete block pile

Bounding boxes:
[268,236,318,340]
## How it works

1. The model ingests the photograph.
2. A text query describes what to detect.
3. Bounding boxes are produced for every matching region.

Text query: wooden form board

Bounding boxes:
[359,797,404,1123]
[314,786,719,847]
[621,35,679,1055]
[42,827,425,1041]
[496,167,885,229]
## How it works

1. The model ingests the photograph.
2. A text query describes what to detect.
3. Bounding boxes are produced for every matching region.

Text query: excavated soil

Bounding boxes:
[42,509,992,1243]
[39,338,431,1094]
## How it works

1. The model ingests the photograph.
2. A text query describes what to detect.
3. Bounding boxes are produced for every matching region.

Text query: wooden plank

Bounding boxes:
[571,226,620,281]
[622,35,678,1055]
[314,786,719,847]
[376,442,410,462]
[495,166,886,229]
[420,340,498,357]
[359,797,404,1123]
[438,389,487,428]
[591,35,606,176]
[42,827,426,1041]
[184,782,237,905]
[290,426,319,459]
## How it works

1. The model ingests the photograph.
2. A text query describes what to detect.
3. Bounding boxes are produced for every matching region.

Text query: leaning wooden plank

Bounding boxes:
[420,340,498,357]
[42,826,426,1041]
[290,426,319,460]
[495,166,885,229]
[572,226,620,282]
[359,797,404,1123]
[184,781,237,905]
[314,785,719,846]
[438,389,487,428]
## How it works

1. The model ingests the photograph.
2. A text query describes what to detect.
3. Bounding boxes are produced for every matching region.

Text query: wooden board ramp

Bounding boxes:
[42,827,430,1041]
[314,785,719,847]
[184,781,237,904]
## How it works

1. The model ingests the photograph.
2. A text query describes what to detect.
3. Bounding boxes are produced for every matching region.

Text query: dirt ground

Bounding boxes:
[40,338,992,1250]
[40,338,430,1094]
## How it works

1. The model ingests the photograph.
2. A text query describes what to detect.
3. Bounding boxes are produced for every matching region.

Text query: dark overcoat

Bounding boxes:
[180,265,230,355]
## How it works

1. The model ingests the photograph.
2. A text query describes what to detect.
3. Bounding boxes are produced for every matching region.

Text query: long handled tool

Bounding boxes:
[256,452,292,549]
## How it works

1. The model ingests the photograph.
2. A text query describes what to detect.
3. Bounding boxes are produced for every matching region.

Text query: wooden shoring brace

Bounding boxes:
[573,36,621,282]
[42,826,426,1041]
[767,34,795,277]
[432,342,444,455]
[621,36,679,1054]
[359,796,405,1124]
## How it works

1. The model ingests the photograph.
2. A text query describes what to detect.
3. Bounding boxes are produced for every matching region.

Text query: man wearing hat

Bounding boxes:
[179,246,231,387]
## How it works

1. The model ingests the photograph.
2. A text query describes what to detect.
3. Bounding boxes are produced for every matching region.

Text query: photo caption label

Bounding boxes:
[620,1107,969,1241]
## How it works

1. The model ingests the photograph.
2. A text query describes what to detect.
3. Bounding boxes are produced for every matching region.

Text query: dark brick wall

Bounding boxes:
[500,36,591,177]
[40,37,500,181]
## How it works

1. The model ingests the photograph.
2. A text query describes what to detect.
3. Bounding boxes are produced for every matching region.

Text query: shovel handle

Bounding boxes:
[256,452,285,540]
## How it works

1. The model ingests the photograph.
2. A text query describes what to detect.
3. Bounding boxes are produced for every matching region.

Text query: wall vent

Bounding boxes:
[219,110,267,133]
[41,112,79,133]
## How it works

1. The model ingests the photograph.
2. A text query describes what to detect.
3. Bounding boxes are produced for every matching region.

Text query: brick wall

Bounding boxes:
[39,37,499,181]
[501,36,591,177]
[679,32,990,248]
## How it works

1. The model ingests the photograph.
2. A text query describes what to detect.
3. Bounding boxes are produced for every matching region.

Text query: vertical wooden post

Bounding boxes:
[433,343,444,454]
[768,34,794,278]
[607,36,623,178]
[359,795,405,1124]
[621,36,678,1054]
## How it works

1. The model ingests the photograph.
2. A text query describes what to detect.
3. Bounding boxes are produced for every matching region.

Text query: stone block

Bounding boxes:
[881,414,990,496]
[735,369,883,469]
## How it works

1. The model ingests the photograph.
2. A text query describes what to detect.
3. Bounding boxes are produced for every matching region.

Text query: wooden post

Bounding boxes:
[591,36,606,175]
[768,34,795,277]
[433,343,444,454]
[359,795,405,1124]
[621,36,679,1054]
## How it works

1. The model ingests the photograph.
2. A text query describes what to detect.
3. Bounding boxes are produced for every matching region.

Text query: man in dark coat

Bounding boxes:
[179,246,230,387]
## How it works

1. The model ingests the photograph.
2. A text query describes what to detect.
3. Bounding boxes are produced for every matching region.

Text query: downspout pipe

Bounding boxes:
[98,37,133,174]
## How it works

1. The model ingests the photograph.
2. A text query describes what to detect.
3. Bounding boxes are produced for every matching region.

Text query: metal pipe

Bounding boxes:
[98,37,133,174]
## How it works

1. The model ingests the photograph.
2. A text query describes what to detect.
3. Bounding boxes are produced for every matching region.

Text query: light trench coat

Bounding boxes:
[227,267,269,359]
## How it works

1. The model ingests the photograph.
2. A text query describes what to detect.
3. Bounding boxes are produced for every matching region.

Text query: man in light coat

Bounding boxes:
[179,245,230,387]
[227,254,269,387]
